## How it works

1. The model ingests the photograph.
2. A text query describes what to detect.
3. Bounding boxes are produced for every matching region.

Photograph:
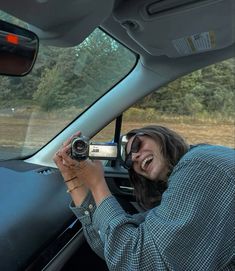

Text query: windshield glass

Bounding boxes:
[0,14,136,161]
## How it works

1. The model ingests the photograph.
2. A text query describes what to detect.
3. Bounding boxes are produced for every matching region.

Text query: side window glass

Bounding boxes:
[92,121,116,142]
[122,58,235,148]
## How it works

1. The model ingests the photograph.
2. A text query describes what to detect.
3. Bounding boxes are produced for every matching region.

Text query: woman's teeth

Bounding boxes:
[141,156,153,170]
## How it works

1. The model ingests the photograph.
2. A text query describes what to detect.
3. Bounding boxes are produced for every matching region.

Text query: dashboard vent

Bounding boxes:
[147,0,208,15]
[36,168,55,175]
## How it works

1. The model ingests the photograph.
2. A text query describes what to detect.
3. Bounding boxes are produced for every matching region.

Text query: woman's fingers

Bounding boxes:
[59,145,80,168]
[60,145,72,159]
[54,146,72,167]
[62,131,82,147]
[53,151,64,168]
[54,132,80,159]
[54,131,85,169]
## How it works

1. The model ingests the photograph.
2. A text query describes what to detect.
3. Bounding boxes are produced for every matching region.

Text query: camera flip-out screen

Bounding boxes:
[89,143,117,160]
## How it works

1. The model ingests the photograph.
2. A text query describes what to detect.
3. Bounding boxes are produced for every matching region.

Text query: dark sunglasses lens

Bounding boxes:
[131,136,141,153]
[123,136,141,169]
[120,133,144,169]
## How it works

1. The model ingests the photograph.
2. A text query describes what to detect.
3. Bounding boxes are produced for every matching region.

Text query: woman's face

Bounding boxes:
[126,135,169,181]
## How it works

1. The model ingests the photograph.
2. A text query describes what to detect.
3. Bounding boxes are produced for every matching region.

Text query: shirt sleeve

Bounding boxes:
[70,192,105,259]
[92,156,235,271]
[93,195,167,270]
[70,192,150,261]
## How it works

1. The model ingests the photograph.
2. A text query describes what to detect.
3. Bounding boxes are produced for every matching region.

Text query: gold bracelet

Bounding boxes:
[64,176,77,183]
[66,182,84,193]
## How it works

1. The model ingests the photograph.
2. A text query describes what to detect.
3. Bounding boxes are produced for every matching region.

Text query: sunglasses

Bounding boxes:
[121,132,145,170]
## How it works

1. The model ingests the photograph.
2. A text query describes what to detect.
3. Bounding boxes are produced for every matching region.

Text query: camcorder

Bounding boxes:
[71,135,118,161]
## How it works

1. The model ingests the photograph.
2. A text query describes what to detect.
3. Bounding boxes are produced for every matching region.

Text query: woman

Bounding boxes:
[54,125,235,270]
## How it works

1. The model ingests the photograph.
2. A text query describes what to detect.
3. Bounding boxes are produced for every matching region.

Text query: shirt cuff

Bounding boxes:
[93,195,126,242]
[70,191,96,225]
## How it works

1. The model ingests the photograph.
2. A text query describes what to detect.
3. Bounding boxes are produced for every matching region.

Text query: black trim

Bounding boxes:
[147,0,208,15]
[25,219,82,271]
[111,114,123,167]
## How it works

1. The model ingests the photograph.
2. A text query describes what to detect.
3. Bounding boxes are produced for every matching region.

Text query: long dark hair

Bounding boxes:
[126,125,189,209]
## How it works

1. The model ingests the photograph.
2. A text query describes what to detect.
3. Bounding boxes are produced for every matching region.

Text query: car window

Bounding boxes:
[0,14,136,161]
[121,58,235,148]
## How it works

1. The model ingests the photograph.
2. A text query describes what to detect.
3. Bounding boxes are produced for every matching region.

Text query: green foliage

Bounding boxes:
[0,9,234,119]
[32,29,135,110]
[136,59,235,117]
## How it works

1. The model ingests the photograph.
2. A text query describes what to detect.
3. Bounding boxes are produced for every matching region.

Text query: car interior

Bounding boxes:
[0,0,234,270]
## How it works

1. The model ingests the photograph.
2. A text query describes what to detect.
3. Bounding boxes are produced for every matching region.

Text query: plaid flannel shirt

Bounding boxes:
[71,144,235,271]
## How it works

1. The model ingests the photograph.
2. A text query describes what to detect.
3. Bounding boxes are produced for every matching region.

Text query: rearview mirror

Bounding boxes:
[0,19,39,76]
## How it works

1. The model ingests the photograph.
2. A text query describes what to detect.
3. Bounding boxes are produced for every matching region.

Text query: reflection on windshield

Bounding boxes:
[0,16,136,160]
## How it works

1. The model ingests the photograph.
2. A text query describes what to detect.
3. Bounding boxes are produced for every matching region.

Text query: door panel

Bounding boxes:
[0,161,139,270]
[0,160,75,270]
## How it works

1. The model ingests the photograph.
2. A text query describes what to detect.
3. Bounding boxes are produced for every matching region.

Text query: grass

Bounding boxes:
[122,122,235,148]
[0,108,234,150]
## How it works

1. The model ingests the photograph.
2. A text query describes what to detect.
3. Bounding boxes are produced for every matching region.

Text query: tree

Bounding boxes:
[135,59,234,117]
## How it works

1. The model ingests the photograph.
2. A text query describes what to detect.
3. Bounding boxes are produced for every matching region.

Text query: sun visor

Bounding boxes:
[113,0,235,57]
[0,0,114,47]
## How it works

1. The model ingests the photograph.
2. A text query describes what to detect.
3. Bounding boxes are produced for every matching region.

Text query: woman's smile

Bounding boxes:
[140,154,154,171]
[127,135,168,181]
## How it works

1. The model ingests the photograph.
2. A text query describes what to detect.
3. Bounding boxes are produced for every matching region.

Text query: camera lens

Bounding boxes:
[71,136,89,160]
[74,140,87,151]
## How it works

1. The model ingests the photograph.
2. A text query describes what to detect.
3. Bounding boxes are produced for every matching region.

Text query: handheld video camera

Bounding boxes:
[71,135,118,161]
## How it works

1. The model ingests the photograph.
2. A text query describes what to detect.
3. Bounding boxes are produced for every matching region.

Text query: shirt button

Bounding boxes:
[88,204,93,209]
[84,211,89,215]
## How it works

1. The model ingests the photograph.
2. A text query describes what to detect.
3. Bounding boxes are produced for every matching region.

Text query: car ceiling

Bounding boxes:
[0,0,234,60]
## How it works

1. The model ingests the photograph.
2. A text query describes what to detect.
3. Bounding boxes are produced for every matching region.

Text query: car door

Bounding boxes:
[0,120,138,271]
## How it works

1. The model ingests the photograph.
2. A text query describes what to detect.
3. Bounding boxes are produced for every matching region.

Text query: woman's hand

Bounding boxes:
[53,131,111,205]
[53,131,89,206]
[53,131,82,181]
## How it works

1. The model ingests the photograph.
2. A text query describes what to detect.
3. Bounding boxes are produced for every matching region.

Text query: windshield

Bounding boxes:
[0,14,136,161]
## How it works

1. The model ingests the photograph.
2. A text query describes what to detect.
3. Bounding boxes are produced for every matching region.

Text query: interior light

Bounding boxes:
[6,33,19,45]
